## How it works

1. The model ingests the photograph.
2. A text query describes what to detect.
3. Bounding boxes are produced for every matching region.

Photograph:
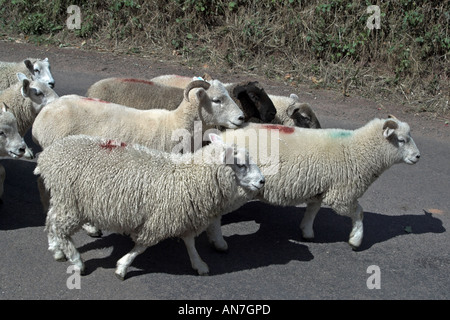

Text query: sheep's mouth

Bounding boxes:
[8,151,24,159]
[228,122,242,129]
[251,184,264,190]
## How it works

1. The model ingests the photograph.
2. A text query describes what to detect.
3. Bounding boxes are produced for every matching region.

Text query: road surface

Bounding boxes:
[0,41,449,300]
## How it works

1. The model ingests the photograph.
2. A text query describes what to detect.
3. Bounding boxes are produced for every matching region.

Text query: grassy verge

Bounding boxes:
[0,0,448,118]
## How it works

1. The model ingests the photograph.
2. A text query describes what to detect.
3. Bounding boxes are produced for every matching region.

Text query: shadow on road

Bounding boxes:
[68,200,445,279]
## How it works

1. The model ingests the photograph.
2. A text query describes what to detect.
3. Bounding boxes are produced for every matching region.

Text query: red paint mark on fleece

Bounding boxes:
[100,140,127,151]
[83,97,110,104]
[262,124,295,134]
[120,78,154,86]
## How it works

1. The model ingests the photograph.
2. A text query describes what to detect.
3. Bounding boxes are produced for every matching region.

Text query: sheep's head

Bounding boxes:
[24,58,55,89]
[185,80,245,129]
[209,133,265,192]
[18,73,59,115]
[233,81,276,123]
[382,116,420,165]
[0,103,27,159]
[285,94,321,128]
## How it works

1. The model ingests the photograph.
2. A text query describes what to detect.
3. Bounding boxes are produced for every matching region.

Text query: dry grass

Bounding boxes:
[0,0,448,117]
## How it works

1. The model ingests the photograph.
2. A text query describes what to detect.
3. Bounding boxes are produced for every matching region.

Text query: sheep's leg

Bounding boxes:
[115,244,147,281]
[206,216,228,252]
[182,234,209,276]
[348,203,364,249]
[37,176,50,213]
[82,223,103,238]
[300,200,322,240]
[46,207,85,274]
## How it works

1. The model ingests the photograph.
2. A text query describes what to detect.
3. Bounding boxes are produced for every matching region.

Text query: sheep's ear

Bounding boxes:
[289,93,300,102]
[24,60,34,74]
[21,79,31,98]
[1,102,9,113]
[209,133,223,144]
[195,88,207,103]
[383,119,398,138]
[16,72,29,82]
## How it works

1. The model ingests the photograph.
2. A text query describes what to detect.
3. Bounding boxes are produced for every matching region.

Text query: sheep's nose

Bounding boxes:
[416,154,421,159]
[48,82,55,88]
[260,178,265,185]
[238,115,245,122]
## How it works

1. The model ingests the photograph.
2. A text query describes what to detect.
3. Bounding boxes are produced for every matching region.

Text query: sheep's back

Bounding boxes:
[37,135,236,244]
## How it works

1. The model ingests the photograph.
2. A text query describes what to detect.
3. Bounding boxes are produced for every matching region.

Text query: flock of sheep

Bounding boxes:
[0,57,420,280]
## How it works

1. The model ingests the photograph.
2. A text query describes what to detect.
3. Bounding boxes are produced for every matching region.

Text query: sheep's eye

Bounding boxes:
[0,131,4,136]
[212,99,221,104]
[398,138,406,144]
[34,69,40,74]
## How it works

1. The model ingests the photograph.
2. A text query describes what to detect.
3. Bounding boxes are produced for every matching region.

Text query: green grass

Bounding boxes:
[1,0,448,117]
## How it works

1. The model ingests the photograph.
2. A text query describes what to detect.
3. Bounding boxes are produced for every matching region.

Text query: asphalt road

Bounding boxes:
[0,42,449,300]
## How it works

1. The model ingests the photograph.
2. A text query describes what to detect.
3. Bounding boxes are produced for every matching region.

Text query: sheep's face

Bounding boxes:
[230,147,265,192]
[0,105,27,159]
[208,133,264,192]
[201,80,245,129]
[18,73,59,114]
[234,82,277,122]
[24,58,55,89]
[383,119,420,165]
[285,94,321,128]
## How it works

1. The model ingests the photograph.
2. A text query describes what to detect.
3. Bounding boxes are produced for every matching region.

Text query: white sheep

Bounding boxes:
[33,80,244,151]
[86,77,248,125]
[0,73,59,137]
[268,93,321,128]
[208,117,420,250]
[0,103,29,160]
[35,133,264,279]
[0,58,55,90]
[0,103,30,199]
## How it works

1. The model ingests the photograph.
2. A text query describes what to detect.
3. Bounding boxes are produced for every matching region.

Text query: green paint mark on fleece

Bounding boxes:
[329,130,353,139]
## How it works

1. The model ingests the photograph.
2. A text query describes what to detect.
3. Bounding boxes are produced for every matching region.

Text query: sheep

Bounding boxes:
[0,103,29,160]
[34,133,265,279]
[0,103,30,199]
[86,77,250,123]
[268,93,321,128]
[150,74,277,123]
[0,58,55,90]
[33,80,244,151]
[206,116,420,250]
[0,73,59,137]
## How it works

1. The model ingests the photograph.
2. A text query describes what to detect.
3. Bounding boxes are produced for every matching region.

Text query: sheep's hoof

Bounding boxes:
[198,271,209,276]
[54,251,67,262]
[212,242,228,253]
[87,230,103,238]
[114,271,126,281]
